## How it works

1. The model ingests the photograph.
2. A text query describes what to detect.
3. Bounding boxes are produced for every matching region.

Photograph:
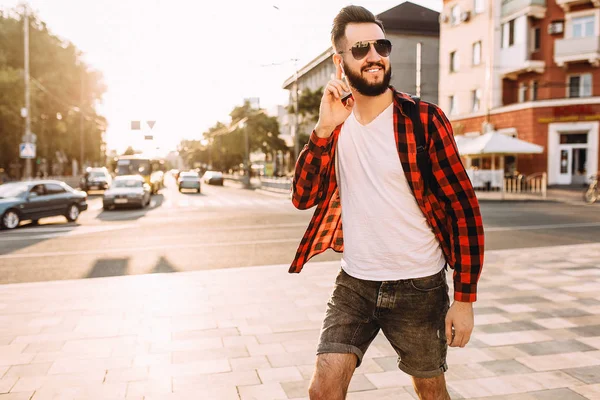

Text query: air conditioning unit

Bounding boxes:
[548,21,564,35]
[460,11,471,23]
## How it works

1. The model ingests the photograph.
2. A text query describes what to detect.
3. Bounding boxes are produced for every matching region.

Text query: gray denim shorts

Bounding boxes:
[317,267,450,378]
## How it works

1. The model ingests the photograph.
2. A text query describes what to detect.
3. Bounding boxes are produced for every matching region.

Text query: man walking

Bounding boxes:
[290,6,484,400]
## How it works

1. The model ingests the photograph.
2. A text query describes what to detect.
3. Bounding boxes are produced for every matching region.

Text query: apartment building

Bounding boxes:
[441,0,600,186]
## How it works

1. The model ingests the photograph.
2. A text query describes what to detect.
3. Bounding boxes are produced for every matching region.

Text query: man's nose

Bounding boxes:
[365,43,382,63]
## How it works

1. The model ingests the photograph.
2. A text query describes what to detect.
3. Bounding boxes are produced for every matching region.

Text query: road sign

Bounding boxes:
[147,121,156,129]
[144,135,153,140]
[19,143,36,159]
[131,121,141,130]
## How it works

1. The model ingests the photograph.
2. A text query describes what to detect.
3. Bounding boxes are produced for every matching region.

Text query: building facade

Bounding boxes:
[282,2,440,151]
[441,0,600,185]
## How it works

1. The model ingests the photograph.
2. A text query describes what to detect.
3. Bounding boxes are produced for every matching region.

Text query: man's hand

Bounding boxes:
[445,301,474,348]
[314,62,355,138]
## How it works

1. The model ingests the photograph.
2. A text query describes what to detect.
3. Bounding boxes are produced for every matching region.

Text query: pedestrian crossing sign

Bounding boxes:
[19,143,36,159]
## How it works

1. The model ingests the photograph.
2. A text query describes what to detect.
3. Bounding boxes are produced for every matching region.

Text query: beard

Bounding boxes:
[343,60,392,97]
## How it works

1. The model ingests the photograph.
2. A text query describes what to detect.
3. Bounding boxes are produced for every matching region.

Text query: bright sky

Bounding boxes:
[1,0,441,155]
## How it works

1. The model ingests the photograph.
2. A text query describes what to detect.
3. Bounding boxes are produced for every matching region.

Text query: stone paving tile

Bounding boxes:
[281,380,309,399]
[478,321,542,334]
[517,351,600,372]
[257,366,303,383]
[346,388,414,399]
[0,393,36,400]
[238,382,287,400]
[125,377,172,398]
[4,363,52,378]
[267,351,315,368]
[9,371,105,393]
[564,365,600,384]
[230,356,271,372]
[573,384,600,400]
[515,340,598,356]
[572,325,600,338]
[172,346,249,364]
[364,370,413,388]
[348,374,378,392]
[479,359,535,376]
[0,377,17,394]
[530,388,589,399]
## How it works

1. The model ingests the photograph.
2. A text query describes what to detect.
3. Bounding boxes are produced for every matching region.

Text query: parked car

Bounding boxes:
[178,171,201,193]
[202,171,224,186]
[80,167,112,192]
[0,180,88,230]
[103,175,151,210]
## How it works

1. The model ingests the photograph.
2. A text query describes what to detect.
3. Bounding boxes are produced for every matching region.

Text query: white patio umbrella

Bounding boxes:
[456,131,544,156]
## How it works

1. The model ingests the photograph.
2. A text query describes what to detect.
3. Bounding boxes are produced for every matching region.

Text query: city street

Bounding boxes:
[1,174,600,285]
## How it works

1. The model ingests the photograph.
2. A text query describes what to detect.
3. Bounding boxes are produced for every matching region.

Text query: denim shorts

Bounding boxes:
[317,267,450,378]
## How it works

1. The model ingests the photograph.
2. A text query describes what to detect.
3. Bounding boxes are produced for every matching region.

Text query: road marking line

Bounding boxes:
[0,238,299,259]
[485,222,600,232]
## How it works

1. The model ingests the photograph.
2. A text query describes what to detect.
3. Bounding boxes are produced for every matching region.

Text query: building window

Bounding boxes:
[573,15,595,38]
[450,51,459,72]
[532,80,538,101]
[472,41,482,65]
[569,74,592,98]
[518,83,527,103]
[502,20,515,48]
[532,27,541,52]
[449,95,458,115]
[472,89,482,112]
[474,0,484,14]
[451,5,461,26]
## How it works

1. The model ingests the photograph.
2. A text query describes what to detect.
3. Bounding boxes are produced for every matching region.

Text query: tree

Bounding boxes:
[0,7,107,178]
[288,87,323,146]
[122,146,136,156]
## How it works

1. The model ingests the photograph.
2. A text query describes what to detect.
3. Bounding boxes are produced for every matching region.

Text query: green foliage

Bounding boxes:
[0,8,107,177]
[181,100,290,172]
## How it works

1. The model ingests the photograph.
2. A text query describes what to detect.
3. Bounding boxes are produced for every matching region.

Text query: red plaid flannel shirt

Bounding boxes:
[290,89,485,302]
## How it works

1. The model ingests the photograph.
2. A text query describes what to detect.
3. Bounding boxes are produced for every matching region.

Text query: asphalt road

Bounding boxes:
[1,174,599,284]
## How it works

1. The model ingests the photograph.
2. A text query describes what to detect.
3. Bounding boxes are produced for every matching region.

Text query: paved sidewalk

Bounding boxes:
[1,243,600,399]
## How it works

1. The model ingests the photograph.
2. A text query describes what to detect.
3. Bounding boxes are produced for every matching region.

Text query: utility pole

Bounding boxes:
[416,42,422,98]
[23,4,32,179]
[79,65,84,173]
[293,59,300,161]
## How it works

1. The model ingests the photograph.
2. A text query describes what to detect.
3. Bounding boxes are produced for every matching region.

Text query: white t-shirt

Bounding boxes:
[337,102,446,281]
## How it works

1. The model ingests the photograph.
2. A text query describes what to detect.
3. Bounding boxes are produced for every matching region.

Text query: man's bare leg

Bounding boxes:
[308,353,357,400]
[413,374,451,400]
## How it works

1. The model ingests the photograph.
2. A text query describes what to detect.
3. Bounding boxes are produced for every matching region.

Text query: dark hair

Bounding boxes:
[331,6,385,52]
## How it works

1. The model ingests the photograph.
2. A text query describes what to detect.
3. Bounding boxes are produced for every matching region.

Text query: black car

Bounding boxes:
[202,171,224,186]
[80,167,112,192]
[0,180,88,230]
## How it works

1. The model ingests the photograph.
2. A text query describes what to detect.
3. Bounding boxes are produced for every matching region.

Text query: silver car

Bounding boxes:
[103,175,151,210]
[178,172,201,193]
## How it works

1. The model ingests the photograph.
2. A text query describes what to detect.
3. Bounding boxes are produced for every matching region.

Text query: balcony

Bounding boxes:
[555,35,600,66]
[556,0,600,12]
[500,44,545,79]
[501,0,546,20]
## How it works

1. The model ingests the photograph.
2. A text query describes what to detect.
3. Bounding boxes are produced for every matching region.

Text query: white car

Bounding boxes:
[103,175,151,210]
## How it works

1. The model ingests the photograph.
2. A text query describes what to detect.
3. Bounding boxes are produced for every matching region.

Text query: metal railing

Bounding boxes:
[503,172,547,198]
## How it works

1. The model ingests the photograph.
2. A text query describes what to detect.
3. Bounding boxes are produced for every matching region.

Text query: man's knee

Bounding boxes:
[413,374,450,400]
[309,353,356,400]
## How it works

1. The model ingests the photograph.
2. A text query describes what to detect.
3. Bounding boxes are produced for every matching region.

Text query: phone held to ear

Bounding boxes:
[340,65,353,105]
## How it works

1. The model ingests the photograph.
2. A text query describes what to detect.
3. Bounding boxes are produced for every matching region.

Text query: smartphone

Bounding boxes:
[340,64,353,104]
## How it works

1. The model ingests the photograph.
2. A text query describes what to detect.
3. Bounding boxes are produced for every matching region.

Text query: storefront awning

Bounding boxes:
[455,132,544,156]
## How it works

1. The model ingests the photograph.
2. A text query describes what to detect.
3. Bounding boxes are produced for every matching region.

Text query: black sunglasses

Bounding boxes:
[338,39,392,60]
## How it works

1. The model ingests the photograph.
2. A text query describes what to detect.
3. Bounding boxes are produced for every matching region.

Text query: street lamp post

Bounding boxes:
[23,5,32,179]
